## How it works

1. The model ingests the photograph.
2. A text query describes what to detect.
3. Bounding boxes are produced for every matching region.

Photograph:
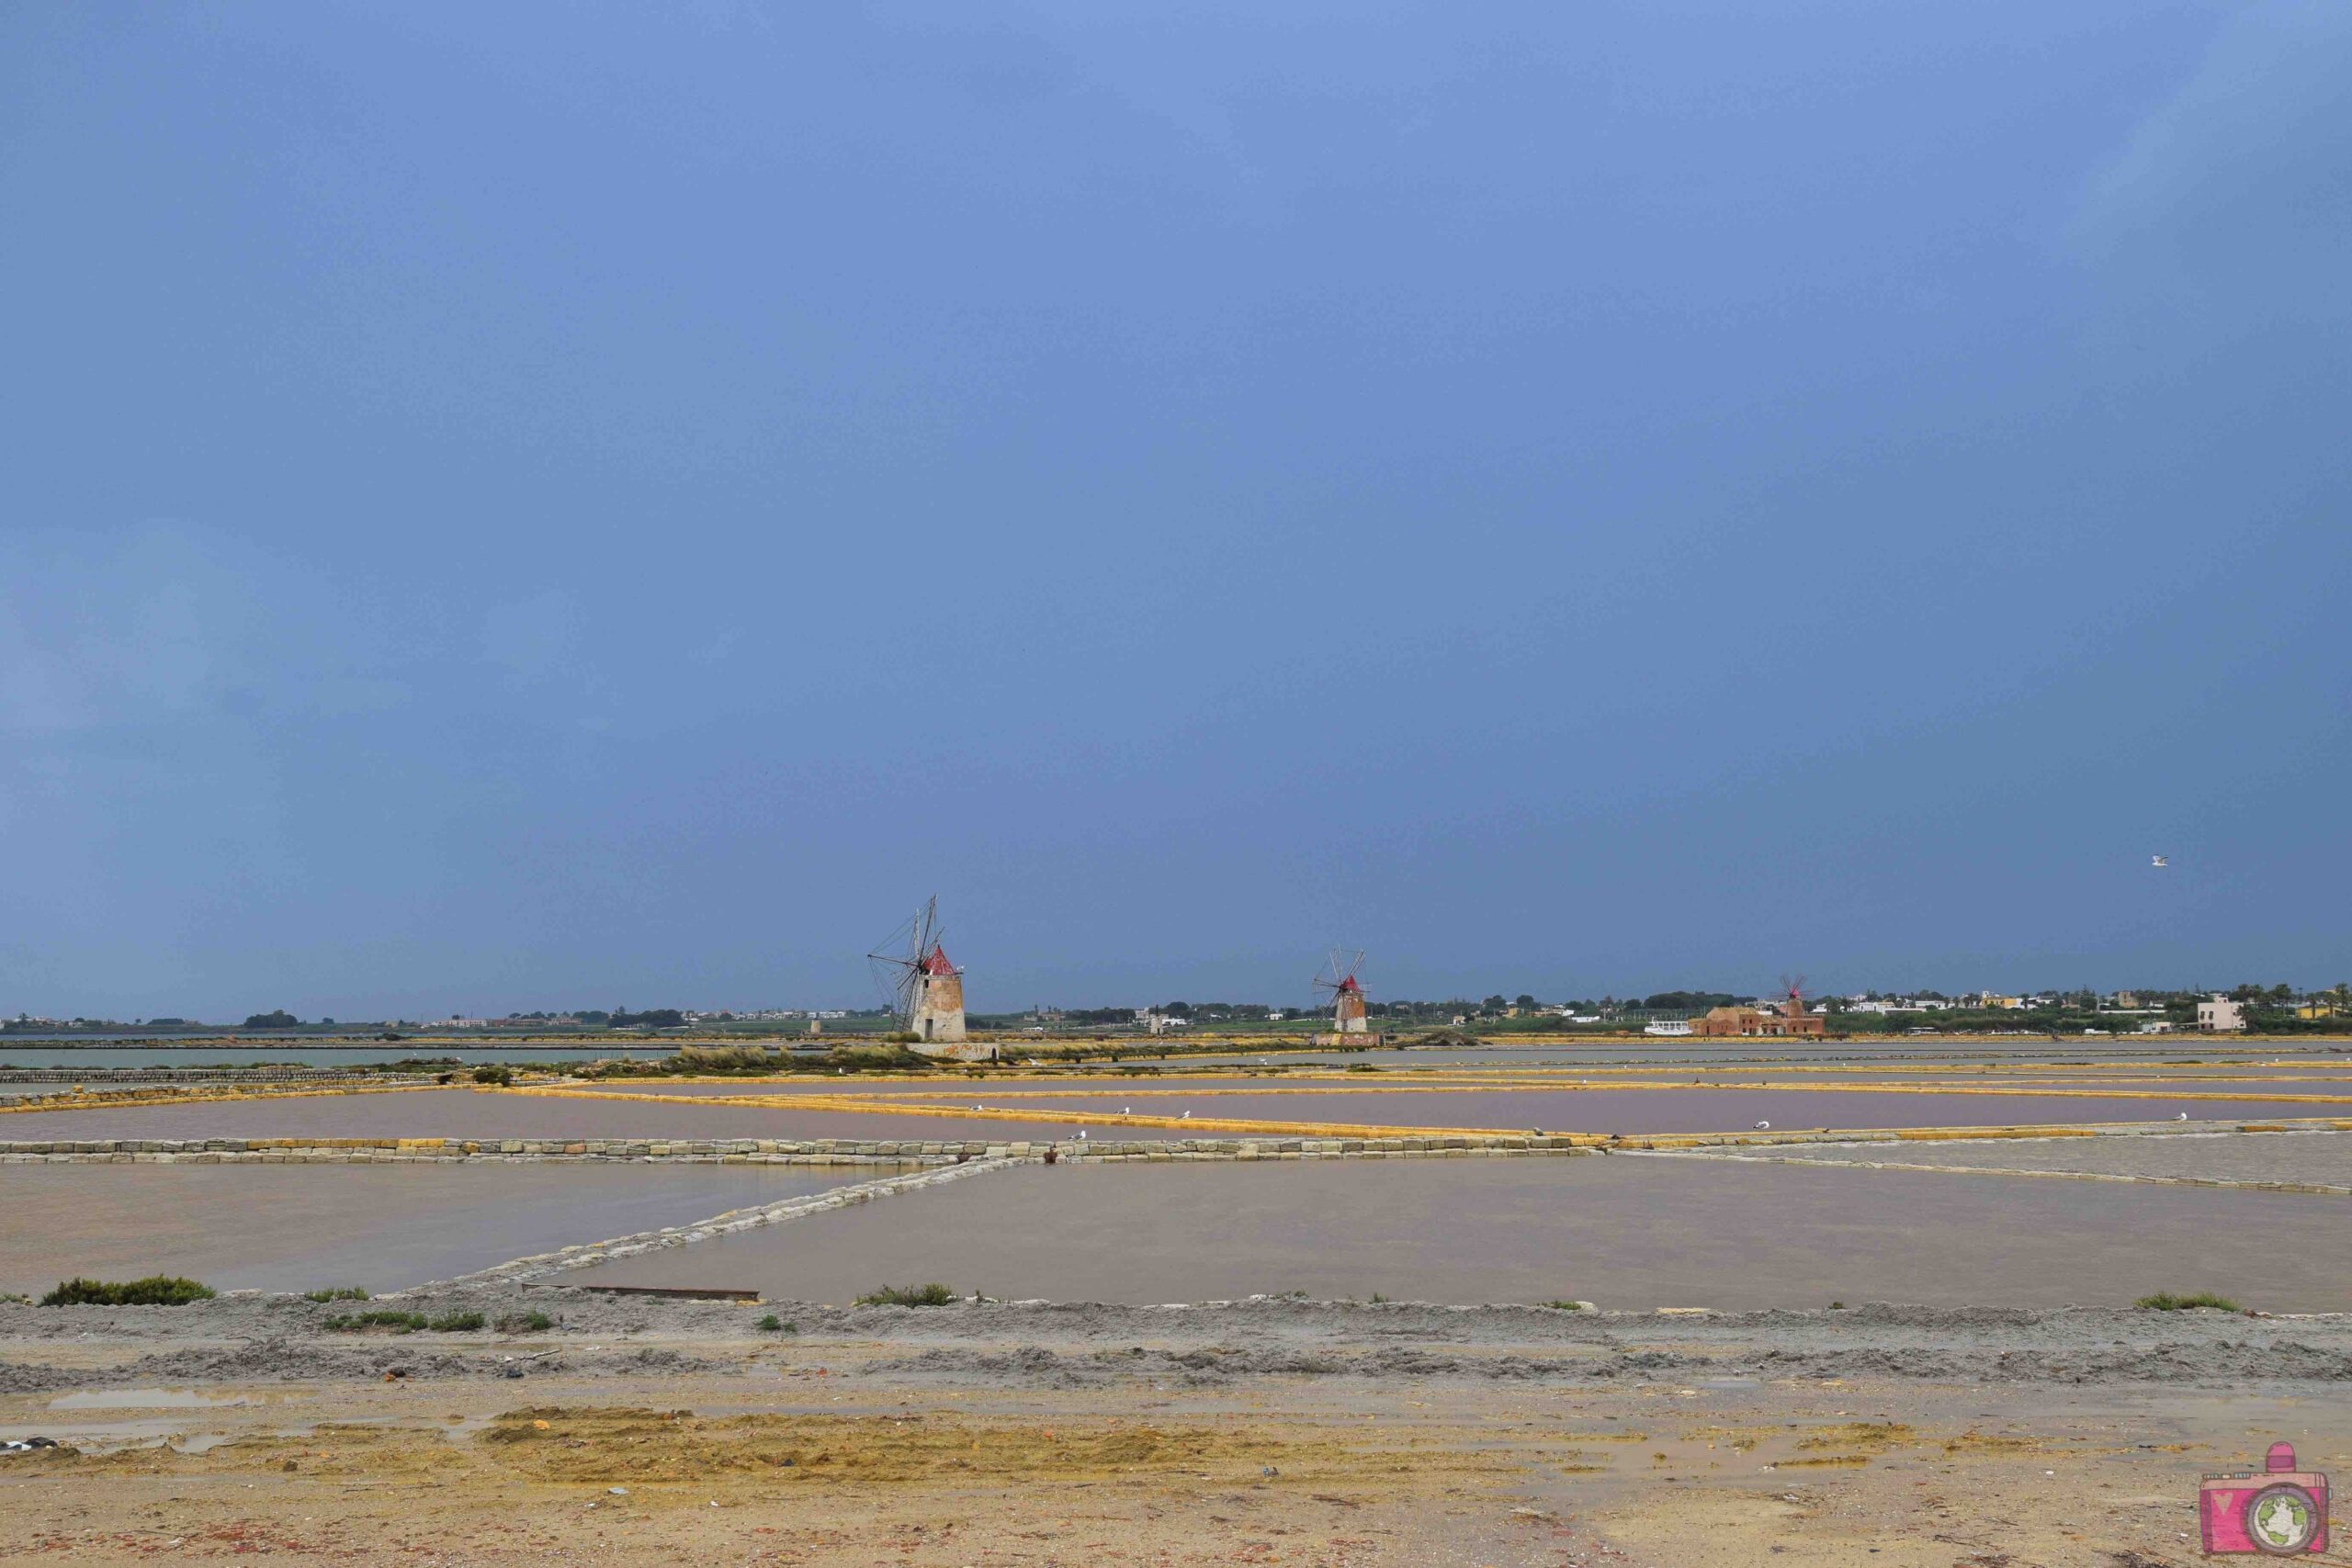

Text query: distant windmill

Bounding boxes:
[1777,974,1813,1019]
[867,897,967,1044]
[1313,949,1371,1035]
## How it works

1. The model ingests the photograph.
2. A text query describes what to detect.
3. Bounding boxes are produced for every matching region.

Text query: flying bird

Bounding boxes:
[2152,854,2169,867]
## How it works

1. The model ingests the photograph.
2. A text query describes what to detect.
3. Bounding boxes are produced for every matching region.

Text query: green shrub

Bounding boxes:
[304,1287,369,1303]
[2135,1291,2244,1313]
[831,1044,928,1070]
[855,1282,957,1308]
[327,1310,429,1333]
[757,1314,797,1333]
[496,1311,553,1333]
[470,1065,514,1086]
[324,1307,484,1333]
[1539,1299,1589,1312]
[40,1276,216,1307]
[669,1045,787,1074]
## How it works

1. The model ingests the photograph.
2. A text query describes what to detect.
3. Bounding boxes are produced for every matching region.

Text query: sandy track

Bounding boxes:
[4,1294,2341,1565]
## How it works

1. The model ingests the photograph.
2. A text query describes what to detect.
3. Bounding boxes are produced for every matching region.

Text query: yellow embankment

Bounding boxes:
[501,1085,1515,1139]
[0,1081,444,1116]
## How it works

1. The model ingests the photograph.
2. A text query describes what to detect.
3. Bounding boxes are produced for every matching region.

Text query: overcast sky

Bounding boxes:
[3,2,2346,1019]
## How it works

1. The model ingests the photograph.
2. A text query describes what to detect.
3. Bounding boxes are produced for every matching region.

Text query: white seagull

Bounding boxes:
[2152,854,2169,867]
[1754,1120,1771,1130]
[2176,1111,2189,1121]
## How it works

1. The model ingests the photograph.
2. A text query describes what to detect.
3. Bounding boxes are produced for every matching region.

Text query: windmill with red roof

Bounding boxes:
[868,896,967,1044]
[1314,949,1371,1035]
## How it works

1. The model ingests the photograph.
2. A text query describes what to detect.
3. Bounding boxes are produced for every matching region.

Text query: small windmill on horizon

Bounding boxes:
[1314,949,1372,1037]
[1777,973,1813,1020]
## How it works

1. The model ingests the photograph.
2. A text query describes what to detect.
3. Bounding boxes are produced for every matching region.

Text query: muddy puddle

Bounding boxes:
[48,1389,254,1411]
[563,1156,2352,1312]
[0,1162,903,1295]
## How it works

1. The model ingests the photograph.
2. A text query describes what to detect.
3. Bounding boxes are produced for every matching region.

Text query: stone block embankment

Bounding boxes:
[0,1067,437,1088]
[5,1120,2331,1167]
[0,1133,1600,1166]
[424,1156,1027,1291]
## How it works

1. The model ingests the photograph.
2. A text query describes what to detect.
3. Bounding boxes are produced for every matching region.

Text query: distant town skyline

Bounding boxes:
[9,980,2346,1032]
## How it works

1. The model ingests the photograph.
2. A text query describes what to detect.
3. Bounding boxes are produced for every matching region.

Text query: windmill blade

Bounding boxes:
[867,901,941,1026]
[867,953,920,1024]
[867,906,918,965]
[1311,952,1342,997]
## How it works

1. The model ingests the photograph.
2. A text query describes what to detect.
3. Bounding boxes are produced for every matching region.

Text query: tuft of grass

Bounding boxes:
[470,1065,514,1086]
[304,1287,370,1303]
[327,1310,428,1333]
[757,1314,797,1333]
[855,1282,958,1308]
[669,1044,787,1073]
[40,1276,216,1307]
[496,1310,553,1334]
[2135,1291,2244,1313]
[1368,1292,1390,1304]
[325,1308,487,1333]
[1828,1301,1846,1311]
[1540,1299,1589,1312]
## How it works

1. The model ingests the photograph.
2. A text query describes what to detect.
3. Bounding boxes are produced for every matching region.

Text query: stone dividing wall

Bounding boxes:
[1628,1145,2352,1198]
[411,1155,1027,1292]
[0,1133,1600,1165]
[0,1118,2335,1167]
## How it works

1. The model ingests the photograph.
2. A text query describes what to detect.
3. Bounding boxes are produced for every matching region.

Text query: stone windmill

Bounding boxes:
[1314,949,1371,1035]
[868,896,967,1045]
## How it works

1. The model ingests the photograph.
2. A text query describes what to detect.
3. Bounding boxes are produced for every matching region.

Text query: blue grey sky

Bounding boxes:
[3,3,2346,1019]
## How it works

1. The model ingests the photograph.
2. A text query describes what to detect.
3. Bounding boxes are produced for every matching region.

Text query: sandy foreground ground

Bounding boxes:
[6,1293,2349,1565]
